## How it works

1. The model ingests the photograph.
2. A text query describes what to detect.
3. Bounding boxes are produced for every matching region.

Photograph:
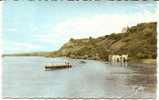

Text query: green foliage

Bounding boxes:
[70,38,74,42]
[109,33,121,40]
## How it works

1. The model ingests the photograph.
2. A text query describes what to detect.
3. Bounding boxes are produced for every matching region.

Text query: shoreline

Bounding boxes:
[3,55,157,65]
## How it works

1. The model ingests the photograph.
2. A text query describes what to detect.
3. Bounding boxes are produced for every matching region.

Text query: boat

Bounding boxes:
[45,64,72,70]
[80,60,86,63]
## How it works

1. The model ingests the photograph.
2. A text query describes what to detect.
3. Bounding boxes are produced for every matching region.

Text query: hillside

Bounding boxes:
[48,22,157,61]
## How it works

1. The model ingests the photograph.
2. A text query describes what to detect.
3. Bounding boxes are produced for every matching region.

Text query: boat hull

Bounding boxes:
[45,64,72,70]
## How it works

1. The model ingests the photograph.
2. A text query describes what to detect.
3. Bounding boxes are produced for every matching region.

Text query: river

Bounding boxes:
[2,56,156,99]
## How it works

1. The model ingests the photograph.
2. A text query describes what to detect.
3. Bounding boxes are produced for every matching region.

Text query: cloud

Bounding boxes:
[34,33,68,50]
[5,28,18,33]
[0,2,3,37]
[34,33,60,44]
[0,2,4,54]
[12,42,41,49]
[53,10,157,39]
[4,41,42,53]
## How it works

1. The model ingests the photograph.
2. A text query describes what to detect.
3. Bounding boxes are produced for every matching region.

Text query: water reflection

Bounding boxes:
[107,62,156,98]
[128,64,156,84]
[126,64,156,98]
[109,62,128,67]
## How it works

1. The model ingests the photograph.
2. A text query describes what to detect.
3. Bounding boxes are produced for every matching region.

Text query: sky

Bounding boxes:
[2,1,157,54]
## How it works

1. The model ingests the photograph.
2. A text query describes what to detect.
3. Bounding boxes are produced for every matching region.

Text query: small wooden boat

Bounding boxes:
[45,64,72,69]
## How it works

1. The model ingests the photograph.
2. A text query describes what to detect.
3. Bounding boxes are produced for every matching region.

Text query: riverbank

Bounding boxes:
[65,56,157,65]
[141,59,156,64]
[3,54,157,65]
[128,59,156,65]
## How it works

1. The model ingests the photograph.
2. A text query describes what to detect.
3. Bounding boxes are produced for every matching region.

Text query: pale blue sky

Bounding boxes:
[3,1,157,54]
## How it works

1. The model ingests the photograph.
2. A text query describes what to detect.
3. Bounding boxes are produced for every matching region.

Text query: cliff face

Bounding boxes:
[48,22,157,61]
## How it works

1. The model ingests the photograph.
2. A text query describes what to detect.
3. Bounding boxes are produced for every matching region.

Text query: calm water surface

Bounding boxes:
[2,56,156,98]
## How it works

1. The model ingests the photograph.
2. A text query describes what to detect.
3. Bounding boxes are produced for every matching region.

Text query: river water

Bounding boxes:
[2,56,156,99]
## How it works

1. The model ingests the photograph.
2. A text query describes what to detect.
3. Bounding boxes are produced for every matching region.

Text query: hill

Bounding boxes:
[48,22,157,62]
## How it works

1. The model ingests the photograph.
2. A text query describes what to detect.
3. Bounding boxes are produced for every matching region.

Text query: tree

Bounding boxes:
[70,38,74,42]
